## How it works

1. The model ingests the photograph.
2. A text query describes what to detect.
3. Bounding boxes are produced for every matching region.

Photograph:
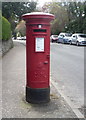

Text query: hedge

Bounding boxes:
[2,16,11,41]
[0,11,2,40]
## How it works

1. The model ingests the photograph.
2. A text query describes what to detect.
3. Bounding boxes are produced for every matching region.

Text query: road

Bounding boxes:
[50,43,84,111]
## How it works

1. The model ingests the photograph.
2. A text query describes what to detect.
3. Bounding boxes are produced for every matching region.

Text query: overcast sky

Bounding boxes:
[37,0,52,7]
[37,0,85,7]
[38,0,85,6]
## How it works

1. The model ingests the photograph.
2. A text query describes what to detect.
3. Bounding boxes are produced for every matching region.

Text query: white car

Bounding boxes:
[69,33,86,46]
[21,36,26,40]
[58,33,72,44]
[17,36,21,40]
[50,35,58,43]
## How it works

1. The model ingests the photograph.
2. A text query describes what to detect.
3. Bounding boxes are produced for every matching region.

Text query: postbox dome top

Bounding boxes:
[22,12,55,21]
[22,12,54,16]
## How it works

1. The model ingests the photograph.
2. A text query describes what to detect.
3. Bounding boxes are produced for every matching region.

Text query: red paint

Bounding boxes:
[22,12,54,89]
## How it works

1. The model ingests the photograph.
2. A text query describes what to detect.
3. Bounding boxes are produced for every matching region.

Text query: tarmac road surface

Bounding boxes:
[50,43,84,113]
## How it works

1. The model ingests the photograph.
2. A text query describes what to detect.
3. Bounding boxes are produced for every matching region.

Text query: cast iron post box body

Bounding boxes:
[22,12,54,103]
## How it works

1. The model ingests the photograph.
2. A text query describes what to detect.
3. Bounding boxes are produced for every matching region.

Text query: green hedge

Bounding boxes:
[0,11,2,40]
[2,16,11,41]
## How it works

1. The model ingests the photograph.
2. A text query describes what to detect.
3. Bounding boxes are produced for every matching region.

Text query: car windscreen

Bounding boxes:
[79,34,86,38]
[53,35,58,38]
[65,33,72,37]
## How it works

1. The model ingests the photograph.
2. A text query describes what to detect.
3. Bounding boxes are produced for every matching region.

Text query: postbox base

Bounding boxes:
[26,86,50,104]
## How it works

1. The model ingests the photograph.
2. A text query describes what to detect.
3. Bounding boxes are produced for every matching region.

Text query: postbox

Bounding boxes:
[22,12,54,103]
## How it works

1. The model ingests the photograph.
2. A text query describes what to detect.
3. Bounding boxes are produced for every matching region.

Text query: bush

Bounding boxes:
[0,11,2,41]
[2,16,11,41]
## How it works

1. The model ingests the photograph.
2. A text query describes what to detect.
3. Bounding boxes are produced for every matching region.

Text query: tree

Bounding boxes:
[42,2,69,34]
[64,1,86,33]
[15,20,26,36]
[2,2,37,21]
[2,2,37,34]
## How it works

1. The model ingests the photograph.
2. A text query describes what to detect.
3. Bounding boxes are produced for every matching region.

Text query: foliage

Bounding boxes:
[0,10,2,41]
[42,1,86,34]
[65,17,86,34]
[15,20,26,36]
[2,2,37,21]
[60,2,86,34]
[63,2,86,34]
[2,1,86,35]
[42,2,69,34]
[2,2,37,34]
[2,16,11,41]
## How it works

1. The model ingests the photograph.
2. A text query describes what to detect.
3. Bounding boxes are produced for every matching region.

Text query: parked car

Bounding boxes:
[69,33,86,46]
[17,36,21,40]
[58,33,72,44]
[50,35,58,43]
[21,36,26,40]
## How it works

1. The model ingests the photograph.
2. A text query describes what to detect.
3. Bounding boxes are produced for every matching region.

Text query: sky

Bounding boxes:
[37,0,52,7]
[37,0,85,7]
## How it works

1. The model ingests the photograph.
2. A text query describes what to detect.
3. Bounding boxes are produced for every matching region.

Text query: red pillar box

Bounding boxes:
[22,12,54,103]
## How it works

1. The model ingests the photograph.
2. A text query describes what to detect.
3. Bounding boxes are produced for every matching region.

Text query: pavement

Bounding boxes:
[0,42,2,58]
[0,45,2,120]
[2,40,85,119]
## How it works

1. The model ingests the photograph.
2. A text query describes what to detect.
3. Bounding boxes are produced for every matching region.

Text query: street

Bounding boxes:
[50,43,84,110]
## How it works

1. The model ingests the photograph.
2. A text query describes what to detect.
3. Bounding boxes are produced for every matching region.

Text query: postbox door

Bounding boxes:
[27,35,50,89]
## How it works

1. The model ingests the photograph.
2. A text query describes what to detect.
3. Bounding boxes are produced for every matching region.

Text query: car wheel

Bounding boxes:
[69,41,72,45]
[76,41,79,46]
[63,40,65,44]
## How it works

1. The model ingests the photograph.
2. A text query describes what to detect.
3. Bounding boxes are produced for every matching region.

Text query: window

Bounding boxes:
[79,34,86,38]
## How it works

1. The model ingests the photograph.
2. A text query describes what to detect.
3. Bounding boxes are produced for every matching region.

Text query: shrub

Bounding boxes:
[2,16,11,41]
[0,11,2,41]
